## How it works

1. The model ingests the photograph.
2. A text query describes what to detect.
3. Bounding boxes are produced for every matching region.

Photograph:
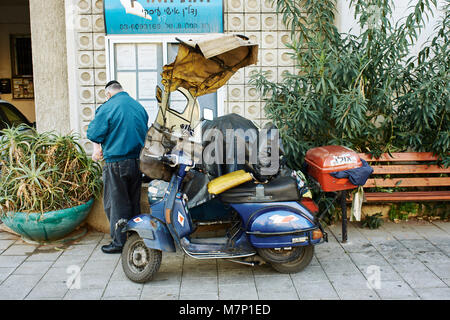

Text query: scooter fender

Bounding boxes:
[122,215,176,252]
[246,206,320,248]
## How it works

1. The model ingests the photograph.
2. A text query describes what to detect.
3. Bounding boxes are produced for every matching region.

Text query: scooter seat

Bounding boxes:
[220,175,300,203]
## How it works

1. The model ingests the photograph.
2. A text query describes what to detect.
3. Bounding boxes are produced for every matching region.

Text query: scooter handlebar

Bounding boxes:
[161,154,178,167]
[162,153,194,168]
[145,153,194,167]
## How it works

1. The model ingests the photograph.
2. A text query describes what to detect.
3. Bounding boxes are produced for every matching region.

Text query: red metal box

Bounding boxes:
[305,145,362,192]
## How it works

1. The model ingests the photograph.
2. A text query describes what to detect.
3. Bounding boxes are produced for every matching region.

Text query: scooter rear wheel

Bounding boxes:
[266,245,314,274]
[122,233,162,283]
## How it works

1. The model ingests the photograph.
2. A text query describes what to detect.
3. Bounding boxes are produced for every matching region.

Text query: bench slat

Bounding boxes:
[371,164,450,174]
[353,152,449,202]
[363,191,450,202]
[365,177,450,188]
[359,152,438,162]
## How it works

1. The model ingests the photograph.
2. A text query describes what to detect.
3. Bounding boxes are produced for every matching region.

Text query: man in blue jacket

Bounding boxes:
[87,80,149,253]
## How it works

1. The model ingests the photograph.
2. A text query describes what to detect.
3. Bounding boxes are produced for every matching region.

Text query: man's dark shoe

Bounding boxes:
[101,243,123,254]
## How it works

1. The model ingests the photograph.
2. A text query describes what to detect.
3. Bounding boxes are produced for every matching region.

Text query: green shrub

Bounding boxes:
[251,0,449,169]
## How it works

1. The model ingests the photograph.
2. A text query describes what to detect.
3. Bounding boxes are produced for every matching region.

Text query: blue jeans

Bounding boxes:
[102,159,142,247]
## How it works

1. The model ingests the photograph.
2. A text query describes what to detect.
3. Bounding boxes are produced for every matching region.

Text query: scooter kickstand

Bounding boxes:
[227,259,256,267]
[227,256,265,267]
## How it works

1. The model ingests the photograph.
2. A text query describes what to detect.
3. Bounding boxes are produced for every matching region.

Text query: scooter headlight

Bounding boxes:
[312,230,323,240]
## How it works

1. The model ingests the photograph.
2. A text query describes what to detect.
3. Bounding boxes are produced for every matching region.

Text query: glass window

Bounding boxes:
[1,104,26,126]
[114,43,163,126]
[169,89,188,114]
[10,35,33,77]
[111,39,219,126]
[167,43,218,119]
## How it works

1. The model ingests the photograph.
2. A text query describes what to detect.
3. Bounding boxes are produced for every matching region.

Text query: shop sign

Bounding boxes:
[104,0,224,34]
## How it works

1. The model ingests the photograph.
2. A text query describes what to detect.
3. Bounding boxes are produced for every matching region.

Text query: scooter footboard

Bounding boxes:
[246,207,324,248]
[122,215,176,252]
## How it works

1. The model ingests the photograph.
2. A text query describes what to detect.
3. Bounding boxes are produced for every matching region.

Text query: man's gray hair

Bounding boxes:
[105,81,123,95]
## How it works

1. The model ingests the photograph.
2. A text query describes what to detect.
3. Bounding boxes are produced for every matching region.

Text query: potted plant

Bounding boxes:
[0,125,103,242]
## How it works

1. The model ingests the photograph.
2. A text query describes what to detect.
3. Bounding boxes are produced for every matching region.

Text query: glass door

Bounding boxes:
[167,43,218,120]
[113,42,163,125]
[107,37,221,126]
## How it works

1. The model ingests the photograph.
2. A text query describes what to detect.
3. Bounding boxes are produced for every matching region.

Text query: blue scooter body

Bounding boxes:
[122,212,176,252]
[231,202,322,248]
[123,156,326,257]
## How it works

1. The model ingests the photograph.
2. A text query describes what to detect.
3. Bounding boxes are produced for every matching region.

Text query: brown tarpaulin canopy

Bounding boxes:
[161,34,258,97]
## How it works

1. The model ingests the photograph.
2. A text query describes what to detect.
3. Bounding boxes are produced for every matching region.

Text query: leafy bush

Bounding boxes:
[251,0,449,169]
[0,125,103,214]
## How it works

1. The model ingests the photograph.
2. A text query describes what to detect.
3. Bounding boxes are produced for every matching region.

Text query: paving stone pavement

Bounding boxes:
[0,220,449,300]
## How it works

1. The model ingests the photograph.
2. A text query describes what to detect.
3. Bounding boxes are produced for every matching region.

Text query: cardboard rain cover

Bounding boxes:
[161,34,258,97]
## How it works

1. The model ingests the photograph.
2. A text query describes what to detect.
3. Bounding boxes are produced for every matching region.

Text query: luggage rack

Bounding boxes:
[310,177,350,243]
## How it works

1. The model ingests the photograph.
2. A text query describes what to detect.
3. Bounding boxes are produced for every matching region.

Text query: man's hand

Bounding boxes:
[92,143,104,162]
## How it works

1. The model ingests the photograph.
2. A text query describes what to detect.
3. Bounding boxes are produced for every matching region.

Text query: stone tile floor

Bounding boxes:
[0,220,449,300]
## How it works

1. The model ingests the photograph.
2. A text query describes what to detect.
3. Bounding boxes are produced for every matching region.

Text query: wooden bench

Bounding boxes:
[357,152,450,202]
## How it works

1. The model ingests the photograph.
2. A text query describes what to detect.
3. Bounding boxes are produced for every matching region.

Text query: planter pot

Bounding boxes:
[1,199,94,242]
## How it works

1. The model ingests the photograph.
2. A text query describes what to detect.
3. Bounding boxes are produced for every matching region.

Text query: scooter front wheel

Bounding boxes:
[264,245,314,274]
[122,233,162,283]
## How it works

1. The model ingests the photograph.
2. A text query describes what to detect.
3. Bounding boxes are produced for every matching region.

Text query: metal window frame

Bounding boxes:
[9,34,33,78]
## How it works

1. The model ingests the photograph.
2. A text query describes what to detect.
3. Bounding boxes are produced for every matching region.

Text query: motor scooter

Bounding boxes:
[119,35,364,283]
[120,149,327,282]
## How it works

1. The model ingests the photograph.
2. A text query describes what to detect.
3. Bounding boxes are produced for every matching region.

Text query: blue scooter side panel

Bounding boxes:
[230,201,315,226]
[122,214,176,252]
[231,202,321,248]
[171,194,194,239]
[149,200,165,222]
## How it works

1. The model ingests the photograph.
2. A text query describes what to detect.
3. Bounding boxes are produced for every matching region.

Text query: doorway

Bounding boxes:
[0,0,35,124]
[106,35,223,126]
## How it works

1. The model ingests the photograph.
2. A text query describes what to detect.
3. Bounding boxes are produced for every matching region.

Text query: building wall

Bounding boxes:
[0,2,35,122]
[67,0,445,149]
[64,0,445,232]
[223,0,295,128]
[66,0,107,153]
[66,0,297,154]
[64,0,297,232]
[336,0,447,58]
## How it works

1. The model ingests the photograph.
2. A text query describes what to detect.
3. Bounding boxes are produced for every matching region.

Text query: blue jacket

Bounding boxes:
[330,159,374,186]
[87,91,148,163]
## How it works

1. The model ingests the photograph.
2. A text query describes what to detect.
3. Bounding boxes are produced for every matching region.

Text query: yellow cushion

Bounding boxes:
[207,170,253,195]
[302,190,313,198]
